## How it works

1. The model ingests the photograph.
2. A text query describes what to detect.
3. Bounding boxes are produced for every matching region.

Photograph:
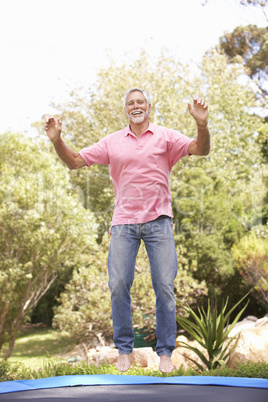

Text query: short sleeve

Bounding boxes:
[168,130,194,167]
[79,137,110,167]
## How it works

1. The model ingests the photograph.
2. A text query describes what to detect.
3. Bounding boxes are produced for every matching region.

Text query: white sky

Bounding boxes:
[0,0,267,134]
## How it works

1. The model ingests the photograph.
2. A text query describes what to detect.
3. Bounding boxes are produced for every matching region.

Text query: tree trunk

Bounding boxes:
[4,334,16,361]
[0,302,10,336]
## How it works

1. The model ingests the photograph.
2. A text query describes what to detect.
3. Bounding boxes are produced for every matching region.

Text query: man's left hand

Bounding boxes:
[187,98,208,128]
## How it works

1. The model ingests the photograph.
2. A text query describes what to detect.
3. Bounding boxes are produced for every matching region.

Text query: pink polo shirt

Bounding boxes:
[79,122,194,226]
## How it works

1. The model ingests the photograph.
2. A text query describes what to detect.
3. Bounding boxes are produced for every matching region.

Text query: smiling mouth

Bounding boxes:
[131,111,143,115]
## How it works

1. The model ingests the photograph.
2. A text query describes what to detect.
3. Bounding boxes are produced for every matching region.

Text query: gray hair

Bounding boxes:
[123,88,151,109]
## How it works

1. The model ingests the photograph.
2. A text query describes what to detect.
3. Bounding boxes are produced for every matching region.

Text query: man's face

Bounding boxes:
[125,91,151,124]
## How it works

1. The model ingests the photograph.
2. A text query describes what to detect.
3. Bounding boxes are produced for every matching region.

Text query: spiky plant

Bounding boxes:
[176,292,250,371]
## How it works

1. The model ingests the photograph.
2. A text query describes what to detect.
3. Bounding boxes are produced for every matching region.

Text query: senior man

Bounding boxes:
[45,88,210,373]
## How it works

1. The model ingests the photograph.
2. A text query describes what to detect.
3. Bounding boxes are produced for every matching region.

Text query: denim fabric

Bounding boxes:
[108,216,178,356]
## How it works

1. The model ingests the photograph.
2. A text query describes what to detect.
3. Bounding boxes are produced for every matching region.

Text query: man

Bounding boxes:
[45,88,210,373]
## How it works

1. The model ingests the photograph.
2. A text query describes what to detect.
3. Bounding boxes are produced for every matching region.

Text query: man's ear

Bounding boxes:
[148,104,151,114]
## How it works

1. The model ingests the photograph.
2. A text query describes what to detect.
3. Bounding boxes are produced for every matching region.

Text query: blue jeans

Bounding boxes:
[108,216,178,357]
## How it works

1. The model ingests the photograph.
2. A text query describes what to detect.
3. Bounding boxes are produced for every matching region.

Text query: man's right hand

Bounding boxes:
[44,117,62,143]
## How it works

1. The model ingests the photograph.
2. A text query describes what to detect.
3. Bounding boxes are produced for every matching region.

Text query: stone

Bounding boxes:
[171,348,188,369]
[130,347,160,368]
[228,315,258,337]
[228,328,268,368]
[87,346,118,365]
[176,335,188,346]
[255,316,268,328]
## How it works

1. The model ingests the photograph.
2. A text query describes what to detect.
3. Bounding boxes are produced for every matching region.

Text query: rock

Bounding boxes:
[87,346,118,365]
[228,328,268,368]
[228,315,268,337]
[175,335,209,370]
[228,315,258,337]
[255,316,268,328]
[176,335,188,346]
[130,347,160,368]
[246,316,258,322]
[171,348,188,369]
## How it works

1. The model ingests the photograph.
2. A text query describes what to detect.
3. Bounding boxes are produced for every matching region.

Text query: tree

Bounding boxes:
[219,25,268,98]
[0,133,101,358]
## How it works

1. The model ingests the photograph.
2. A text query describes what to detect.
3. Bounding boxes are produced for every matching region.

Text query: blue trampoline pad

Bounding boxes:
[0,375,268,402]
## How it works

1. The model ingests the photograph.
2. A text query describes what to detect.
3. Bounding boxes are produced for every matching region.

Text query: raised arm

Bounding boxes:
[187,98,210,156]
[44,117,86,170]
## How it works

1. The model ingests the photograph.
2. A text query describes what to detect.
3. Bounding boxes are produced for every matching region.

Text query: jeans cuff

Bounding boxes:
[118,350,133,355]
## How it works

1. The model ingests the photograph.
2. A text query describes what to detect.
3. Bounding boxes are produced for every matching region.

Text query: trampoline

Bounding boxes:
[0,374,268,401]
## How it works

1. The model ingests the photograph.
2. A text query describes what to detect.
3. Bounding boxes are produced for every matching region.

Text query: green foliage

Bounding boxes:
[1,358,268,382]
[0,133,100,357]
[257,120,268,164]
[52,233,112,344]
[172,49,263,301]
[176,293,250,371]
[203,360,268,379]
[172,168,245,297]
[233,231,268,308]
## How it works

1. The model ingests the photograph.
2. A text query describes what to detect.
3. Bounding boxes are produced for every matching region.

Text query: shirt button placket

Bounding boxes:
[136,138,143,149]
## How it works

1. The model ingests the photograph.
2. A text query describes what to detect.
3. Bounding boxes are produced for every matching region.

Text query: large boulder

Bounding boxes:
[228,327,268,368]
[228,315,268,337]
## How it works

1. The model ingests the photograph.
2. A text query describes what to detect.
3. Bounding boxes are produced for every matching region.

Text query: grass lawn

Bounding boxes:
[0,324,76,368]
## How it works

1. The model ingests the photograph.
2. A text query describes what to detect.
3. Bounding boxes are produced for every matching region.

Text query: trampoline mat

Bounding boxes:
[1,375,268,402]
[0,384,268,402]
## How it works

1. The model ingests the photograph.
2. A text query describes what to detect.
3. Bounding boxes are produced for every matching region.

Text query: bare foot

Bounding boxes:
[159,355,175,373]
[116,354,131,372]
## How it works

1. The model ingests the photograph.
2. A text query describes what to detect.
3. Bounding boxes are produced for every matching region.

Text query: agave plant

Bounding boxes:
[176,292,251,371]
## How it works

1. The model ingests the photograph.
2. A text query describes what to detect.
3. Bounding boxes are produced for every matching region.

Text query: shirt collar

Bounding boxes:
[124,122,155,137]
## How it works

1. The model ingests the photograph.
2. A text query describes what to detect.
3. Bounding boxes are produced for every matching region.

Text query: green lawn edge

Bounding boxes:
[1,359,268,382]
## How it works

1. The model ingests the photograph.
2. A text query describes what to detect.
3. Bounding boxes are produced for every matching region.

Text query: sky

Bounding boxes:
[0,0,267,135]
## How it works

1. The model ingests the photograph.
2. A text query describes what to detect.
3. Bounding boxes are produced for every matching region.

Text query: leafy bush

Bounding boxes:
[233,231,268,309]
[0,359,29,382]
